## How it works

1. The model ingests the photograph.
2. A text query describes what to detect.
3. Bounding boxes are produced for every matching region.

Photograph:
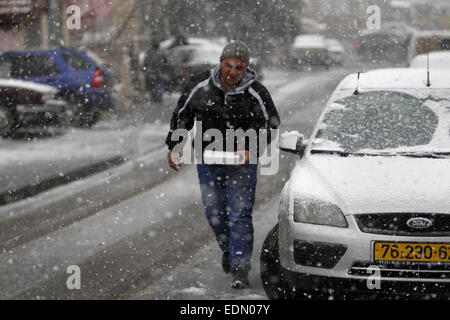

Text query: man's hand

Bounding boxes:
[168,152,182,171]
[235,150,250,167]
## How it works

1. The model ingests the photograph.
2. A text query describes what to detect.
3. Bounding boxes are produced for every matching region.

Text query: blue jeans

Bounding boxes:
[197,164,258,272]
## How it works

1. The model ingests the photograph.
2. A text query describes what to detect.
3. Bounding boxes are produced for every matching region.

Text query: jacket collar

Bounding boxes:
[210,65,257,94]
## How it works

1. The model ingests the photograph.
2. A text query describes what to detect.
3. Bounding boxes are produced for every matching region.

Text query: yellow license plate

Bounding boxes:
[373,242,450,264]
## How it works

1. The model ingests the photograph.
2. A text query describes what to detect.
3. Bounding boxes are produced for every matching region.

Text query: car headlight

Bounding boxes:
[294,197,347,228]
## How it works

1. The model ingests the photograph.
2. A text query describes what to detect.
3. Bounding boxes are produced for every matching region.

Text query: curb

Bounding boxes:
[0,155,126,207]
[0,147,170,251]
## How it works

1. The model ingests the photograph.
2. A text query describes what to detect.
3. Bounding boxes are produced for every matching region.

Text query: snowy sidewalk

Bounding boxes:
[0,120,168,206]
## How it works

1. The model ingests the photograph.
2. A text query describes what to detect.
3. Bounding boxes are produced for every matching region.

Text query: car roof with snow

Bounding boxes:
[159,37,224,51]
[409,51,450,69]
[0,78,58,94]
[292,34,327,49]
[410,29,450,38]
[338,68,450,90]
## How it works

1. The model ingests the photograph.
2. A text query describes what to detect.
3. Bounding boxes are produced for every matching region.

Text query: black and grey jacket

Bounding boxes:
[165,65,280,158]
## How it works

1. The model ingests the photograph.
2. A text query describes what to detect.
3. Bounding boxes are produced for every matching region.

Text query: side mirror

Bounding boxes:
[279,131,308,156]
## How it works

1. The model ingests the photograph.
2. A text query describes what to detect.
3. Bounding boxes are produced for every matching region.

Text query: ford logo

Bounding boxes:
[406,217,433,230]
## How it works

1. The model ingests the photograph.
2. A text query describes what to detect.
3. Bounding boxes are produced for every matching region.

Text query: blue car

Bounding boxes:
[0,48,117,127]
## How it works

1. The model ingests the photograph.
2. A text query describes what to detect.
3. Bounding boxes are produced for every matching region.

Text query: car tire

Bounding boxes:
[65,94,99,128]
[79,109,99,128]
[260,223,297,300]
[0,100,17,137]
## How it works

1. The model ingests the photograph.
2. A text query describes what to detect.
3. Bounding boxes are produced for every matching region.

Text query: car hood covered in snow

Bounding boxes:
[288,155,450,215]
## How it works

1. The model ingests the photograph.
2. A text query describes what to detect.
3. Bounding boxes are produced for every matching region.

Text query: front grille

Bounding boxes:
[348,262,450,280]
[354,213,450,236]
[293,240,347,269]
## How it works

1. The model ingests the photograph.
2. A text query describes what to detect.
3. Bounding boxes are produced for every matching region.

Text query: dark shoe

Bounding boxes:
[222,252,230,274]
[231,268,249,289]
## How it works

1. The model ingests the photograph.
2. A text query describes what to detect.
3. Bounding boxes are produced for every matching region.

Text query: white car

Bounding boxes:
[261,68,450,300]
[409,51,450,69]
[0,79,66,136]
[325,38,345,66]
[290,34,331,69]
[140,37,262,91]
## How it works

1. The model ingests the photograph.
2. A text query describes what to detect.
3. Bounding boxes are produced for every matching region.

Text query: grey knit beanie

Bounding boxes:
[220,40,251,66]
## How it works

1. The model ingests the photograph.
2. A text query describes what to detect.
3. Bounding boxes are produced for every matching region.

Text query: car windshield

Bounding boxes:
[0,55,60,79]
[313,90,450,155]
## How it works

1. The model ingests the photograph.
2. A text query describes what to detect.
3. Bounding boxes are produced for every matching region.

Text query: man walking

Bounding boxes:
[165,40,280,289]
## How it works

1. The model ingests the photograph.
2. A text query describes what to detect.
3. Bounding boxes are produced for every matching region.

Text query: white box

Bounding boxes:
[203,150,241,165]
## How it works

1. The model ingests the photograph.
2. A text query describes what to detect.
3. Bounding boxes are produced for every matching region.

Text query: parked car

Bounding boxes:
[354,22,414,62]
[409,51,450,69]
[300,17,328,35]
[407,30,450,65]
[163,37,222,92]
[261,68,450,300]
[289,34,331,69]
[140,37,263,93]
[325,38,345,66]
[0,48,117,127]
[0,79,67,137]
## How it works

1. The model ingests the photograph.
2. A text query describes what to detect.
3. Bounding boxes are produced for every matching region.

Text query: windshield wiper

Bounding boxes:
[395,152,450,159]
[312,149,450,159]
[311,150,359,157]
[311,150,350,156]
[311,150,431,158]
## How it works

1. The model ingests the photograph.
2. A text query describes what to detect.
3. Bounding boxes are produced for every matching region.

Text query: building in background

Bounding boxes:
[0,0,307,108]
[0,0,48,52]
[301,0,449,37]
[0,0,148,108]
[301,0,389,37]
